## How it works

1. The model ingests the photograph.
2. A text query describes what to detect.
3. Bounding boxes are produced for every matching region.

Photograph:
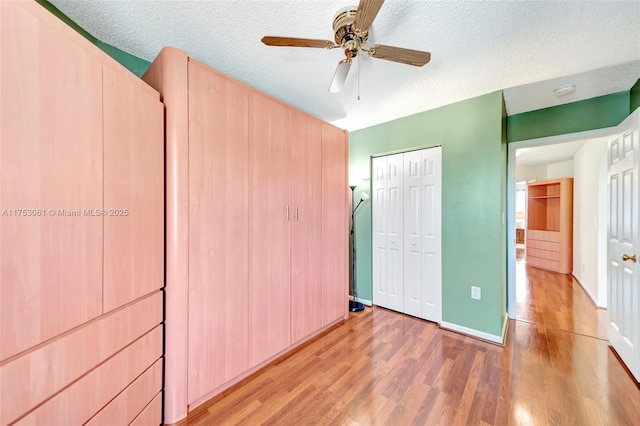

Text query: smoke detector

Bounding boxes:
[554,84,576,97]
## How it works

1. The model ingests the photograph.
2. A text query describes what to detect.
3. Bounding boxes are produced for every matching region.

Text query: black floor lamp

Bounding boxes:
[350,186,369,312]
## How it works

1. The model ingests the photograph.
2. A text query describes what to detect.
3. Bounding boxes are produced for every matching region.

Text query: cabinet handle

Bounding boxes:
[622,254,637,263]
[286,206,290,221]
[295,207,299,221]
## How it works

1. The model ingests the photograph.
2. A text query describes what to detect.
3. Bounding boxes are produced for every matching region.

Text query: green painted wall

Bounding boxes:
[36,0,150,77]
[350,91,505,336]
[507,92,630,142]
[631,79,640,113]
[352,183,372,302]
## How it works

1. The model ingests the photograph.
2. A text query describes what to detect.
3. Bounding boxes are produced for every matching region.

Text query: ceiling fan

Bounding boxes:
[261,0,431,93]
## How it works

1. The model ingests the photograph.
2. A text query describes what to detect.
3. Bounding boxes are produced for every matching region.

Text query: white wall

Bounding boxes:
[572,138,607,307]
[515,164,547,182]
[547,159,574,179]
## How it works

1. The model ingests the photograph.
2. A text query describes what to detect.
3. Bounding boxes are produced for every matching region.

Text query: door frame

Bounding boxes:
[506,127,616,317]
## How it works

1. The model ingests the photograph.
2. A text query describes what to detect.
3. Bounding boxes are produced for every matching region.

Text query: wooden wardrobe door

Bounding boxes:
[290,112,323,343]
[321,123,349,325]
[0,1,103,360]
[102,64,164,312]
[249,92,291,366]
[187,62,249,400]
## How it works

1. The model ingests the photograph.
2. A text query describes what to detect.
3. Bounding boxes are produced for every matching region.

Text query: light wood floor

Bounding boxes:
[516,263,609,340]
[180,266,640,425]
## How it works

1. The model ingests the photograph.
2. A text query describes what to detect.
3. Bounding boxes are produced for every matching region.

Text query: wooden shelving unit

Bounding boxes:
[526,178,573,274]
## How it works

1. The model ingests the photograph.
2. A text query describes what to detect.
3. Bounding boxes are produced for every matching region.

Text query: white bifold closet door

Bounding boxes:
[372,147,442,323]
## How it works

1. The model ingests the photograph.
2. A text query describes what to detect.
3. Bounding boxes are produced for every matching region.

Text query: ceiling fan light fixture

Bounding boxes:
[261,0,431,93]
[329,59,352,93]
[554,84,576,97]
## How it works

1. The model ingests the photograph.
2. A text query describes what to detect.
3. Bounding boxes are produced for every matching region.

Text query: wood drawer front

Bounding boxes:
[527,239,560,252]
[527,255,560,272]
[528,248,560,261]
[527,230,560,242]
[1,291,162,425]
[16,326,162,425]
[131,392,162,426]
[86,359,162,425]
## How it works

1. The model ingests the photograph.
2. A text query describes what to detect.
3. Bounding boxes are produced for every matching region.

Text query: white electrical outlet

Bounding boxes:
[471,286,481,300]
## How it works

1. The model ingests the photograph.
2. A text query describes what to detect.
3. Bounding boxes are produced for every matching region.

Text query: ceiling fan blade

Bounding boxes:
[329,59,352,93]
[353,0,385,32]
[370,44,431,67]
[261,36,336,49]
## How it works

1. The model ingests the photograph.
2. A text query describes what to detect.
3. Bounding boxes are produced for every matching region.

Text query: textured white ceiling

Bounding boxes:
[49,0,640,131]
[516,140,586,165]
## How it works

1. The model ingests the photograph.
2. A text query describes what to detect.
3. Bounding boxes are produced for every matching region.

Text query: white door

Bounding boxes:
[373,148,441,322]
[372,156,389,308]
[402,147,442,322]
[373,153,404,311]
[420,147,442,322]
[608,109,640,382]
[403,150,423,318]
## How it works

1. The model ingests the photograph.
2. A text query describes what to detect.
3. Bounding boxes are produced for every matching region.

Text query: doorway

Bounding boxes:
[507,128,615,332]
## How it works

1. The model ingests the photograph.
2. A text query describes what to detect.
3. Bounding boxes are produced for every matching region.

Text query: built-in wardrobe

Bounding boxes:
[1,2,164,424]
[142,48,349,422]
[372,147,442,323]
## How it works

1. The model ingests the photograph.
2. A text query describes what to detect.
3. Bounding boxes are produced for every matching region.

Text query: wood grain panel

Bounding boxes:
[86,359,162,425]
[321,123,349,326]
[187,61,249,402]
[290,111,323,343]
[142,47,191,424]
[103,64,164,312]
[0,291,162,425]
[0,0,103,361]
[130,392,162,426]
[16,326,162,425]
[249,91,292,366]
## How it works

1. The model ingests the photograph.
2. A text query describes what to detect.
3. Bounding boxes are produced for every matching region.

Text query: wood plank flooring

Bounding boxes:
[179,266,639,425]
[516,263,609,340]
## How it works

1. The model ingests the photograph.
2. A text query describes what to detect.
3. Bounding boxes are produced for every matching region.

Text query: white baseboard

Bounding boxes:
[355,297,372,306]
[501,313,509,341]
[572,273,606,309]
[440,320,505,345]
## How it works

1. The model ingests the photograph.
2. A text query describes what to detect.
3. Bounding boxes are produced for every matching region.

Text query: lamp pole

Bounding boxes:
[350,186,366,312]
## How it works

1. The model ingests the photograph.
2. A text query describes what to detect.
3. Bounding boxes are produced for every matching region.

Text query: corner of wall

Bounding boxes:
[631,79,640,113]
[36,0,150,77]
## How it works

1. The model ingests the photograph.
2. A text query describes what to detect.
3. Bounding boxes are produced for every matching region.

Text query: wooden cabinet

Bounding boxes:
[248,91,293,365]
[322,122,350,325]
[143,49,348,420]
[526,178,573,273]
[186,60,250,400]
[291,112,323,342]
[1,3,163,425]
[103,65,164,312]
[1,0,103,359]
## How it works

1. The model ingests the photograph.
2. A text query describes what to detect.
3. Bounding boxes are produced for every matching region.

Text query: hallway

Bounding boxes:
[181,265,640,425]
[515,263,609,340]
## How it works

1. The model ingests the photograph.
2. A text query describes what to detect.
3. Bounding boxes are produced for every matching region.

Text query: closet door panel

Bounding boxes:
[188,62,249,399]
[421,147,442,322]
[372,157,389,308]
[321,123,348,326]
[103,64,164,312]
[0,2,103,360]
[249,92,291,365]
[386,153,404,312]
[291,112,323,343]
[403,150,423,318]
